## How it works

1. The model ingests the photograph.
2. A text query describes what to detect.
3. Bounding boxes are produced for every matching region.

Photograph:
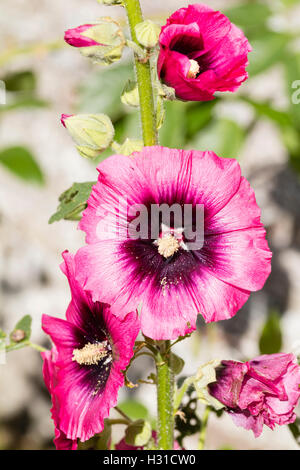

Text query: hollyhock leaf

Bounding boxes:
[125,419,152,447]
[159,101,186,148]
[118,400,149,421]
[247,33,289,76]
[10,315,32,344]
[96,419,112,450]
[224,3,271,30]
[49,181,95,224]
[4,70,36,93]
[77,62,132,120]
[189,119,245,159]
[185,100,216,139]
[259,310,282,355]
[121,80,140,107]
[170,353,185,375]
[0,146,44,185]
[288,418,300,446]
[242,97,292,128]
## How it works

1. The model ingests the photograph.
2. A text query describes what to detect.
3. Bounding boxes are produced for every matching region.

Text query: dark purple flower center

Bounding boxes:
[72,308,113,396]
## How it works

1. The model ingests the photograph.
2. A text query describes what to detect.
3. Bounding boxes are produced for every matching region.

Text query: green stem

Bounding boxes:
[124,0,158,146]
[198,406,210,450]
[155,341,174,450]
[114,405,132,423]
[5,341,47,353]
[124,0,173,450]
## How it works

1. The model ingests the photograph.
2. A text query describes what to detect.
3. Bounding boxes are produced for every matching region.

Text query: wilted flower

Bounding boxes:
[157,4,251,101]
[61,113,114,159]
[208,353,300,437]
[64,19,125,65]
[42,251,139,444]
[75,146,271,340]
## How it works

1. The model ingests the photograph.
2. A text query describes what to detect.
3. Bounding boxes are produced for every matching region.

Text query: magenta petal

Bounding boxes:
[64,25,99,48]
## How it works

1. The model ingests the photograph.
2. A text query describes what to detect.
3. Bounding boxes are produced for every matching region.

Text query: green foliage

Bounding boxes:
[125,419,152,447]
[49,181,95,224]
[170,353,185,375]
[10,315,32,345]
[189,119,245,159]
[0,146,45,185]
[118,400,149,422]
[224,2,271,31]
[289,418,300,447]
[259,311,282,355]
[0,329,6,340]
[1,70,49,112]
[4,70,36,93]
[77,63,133,120]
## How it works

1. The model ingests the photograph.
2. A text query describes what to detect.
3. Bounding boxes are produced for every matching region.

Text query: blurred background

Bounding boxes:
[0,0,300,450]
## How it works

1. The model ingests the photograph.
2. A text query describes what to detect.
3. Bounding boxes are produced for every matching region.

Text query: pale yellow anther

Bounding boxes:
[157,234,180,258]
[187,59,200,79]
[72,342,107,366]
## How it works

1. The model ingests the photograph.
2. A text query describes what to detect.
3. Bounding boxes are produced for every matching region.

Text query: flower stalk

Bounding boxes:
[124,0,157,146]
[155,341,174,450]
[124,0,175,449]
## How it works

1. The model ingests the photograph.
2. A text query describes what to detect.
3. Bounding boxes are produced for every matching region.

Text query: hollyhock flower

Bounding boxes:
[75,146,271,340]
[115,431,182,450]
[157,4,251,101]
[41,347,78,450]
[208,353,300,437]
[64,19,125,65]
[42,251,139,443]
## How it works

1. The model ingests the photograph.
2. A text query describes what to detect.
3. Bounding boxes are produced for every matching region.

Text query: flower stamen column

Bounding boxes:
[124,0,174,449]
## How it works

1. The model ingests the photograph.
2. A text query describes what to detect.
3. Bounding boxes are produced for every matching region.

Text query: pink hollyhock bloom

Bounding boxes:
[42,251,140,444]
[208,353,300,437]
[75,146,271,340]
[41,347,78,450]
[64,25,100,48]
[157,4,251,101]
[115,431,182,450]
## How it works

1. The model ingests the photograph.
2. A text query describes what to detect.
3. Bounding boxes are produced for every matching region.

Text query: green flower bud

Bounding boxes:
[61,114,114,159]
[135,20,161,49]
[121,80,140,107]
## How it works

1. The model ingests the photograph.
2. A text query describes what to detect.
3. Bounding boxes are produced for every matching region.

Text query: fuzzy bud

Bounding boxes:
[61,113,114,159]
[64,18,125,65]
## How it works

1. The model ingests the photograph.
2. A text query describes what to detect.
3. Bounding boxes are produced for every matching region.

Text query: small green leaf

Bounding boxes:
[0,329,6,340]
[3,70,36,93]
[170,353,185,375]
[0,146,45,185]
[96,419,112,450]
[118,400,149,421]
[289,418,300,446]
[49,181,95,224]
[125,419,152,447]
[259,310,282,355]
[10,315,32,344]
